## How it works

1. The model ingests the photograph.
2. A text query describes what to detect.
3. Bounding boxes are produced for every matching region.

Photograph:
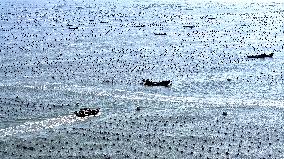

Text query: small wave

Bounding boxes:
[102,89,284,108]
[0,115,86,138]
[6,81,284,109]
[61,84,284,109]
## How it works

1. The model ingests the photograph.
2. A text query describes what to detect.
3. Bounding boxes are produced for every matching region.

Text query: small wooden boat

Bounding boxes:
[183,25,195,29]
[68,26,78,30]
[154,33,167,35]
[135,24,145,27]
[74,108,100,117]
[142,79,171,87]
[247,53,274,58]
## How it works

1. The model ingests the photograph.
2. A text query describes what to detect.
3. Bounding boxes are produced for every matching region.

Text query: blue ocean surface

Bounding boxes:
[1,0,284,158]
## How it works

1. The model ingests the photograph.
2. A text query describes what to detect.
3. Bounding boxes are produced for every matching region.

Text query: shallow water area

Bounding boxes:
[1,0,284,158]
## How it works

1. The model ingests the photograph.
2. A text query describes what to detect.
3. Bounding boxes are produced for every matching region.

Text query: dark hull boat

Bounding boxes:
[247,53,274,58]
[74,108,100,117]
[68,26,78,30]
[142,79,171,87]
[183,25,195,29]
[154,33,167,35]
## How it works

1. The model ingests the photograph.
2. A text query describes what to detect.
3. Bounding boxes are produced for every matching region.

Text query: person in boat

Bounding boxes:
[145,79,151,85]
[90,108,100,115]
[74,111,86,117]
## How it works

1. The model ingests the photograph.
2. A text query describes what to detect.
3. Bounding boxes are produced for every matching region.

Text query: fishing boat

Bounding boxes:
[154,33,167,35]
[74,108,100,117]
[247,53,274,58]
[142,79,171,87]
[183,25,195,29]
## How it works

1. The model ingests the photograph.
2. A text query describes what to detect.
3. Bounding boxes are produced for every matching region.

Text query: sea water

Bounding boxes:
[0,0,284,158]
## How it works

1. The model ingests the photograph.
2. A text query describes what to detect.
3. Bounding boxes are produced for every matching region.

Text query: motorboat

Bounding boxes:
[142,79,171,87]
[74,108,100,117]
[247,53,274,58]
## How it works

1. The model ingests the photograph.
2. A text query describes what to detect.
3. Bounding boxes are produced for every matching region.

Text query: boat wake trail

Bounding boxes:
[97,88,284,108]
[0,115,86,138]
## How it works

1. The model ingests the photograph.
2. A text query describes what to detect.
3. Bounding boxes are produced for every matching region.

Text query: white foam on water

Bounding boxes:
[98,88,284,108]
[0,115,87,138]
[57,83,284,109]
[11,81,283,110]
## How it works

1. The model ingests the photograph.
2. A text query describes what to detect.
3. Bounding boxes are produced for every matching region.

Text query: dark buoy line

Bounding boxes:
[0,0,283,86]
[1,106,283,158]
